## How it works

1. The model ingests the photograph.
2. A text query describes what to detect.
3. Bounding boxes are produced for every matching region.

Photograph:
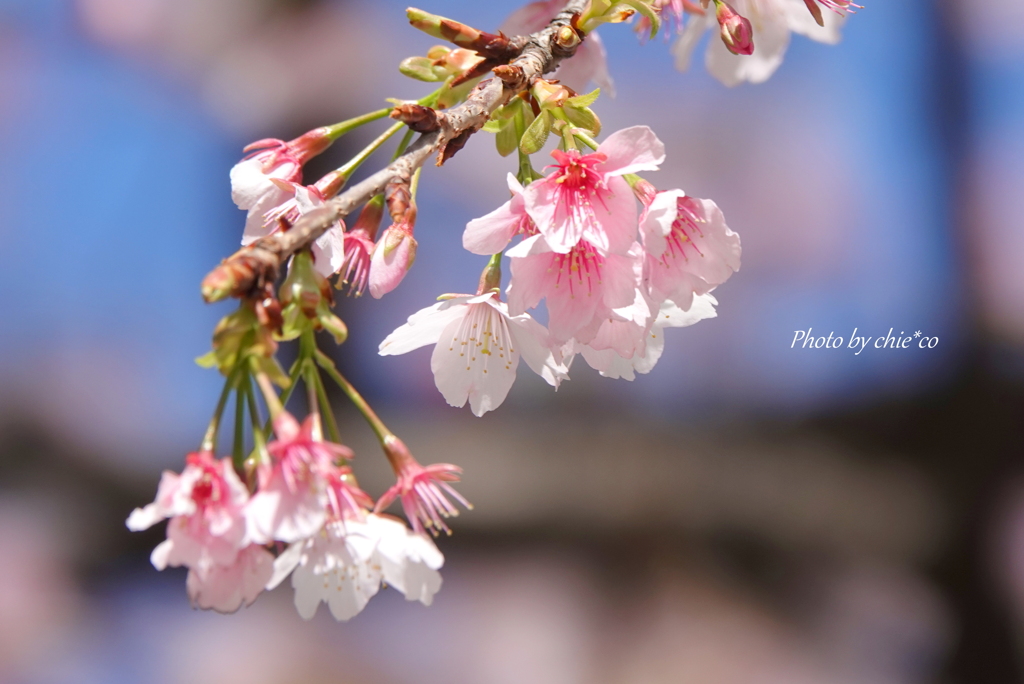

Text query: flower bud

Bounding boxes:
[630,177,659,206]
[715,1,753,56]
[369,224,417,299]
[531,79,572,109]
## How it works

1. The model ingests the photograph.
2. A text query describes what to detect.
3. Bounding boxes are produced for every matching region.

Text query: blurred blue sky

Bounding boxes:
[0,0,1016,456]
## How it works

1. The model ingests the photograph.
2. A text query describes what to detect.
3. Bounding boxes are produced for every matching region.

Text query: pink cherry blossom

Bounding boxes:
[578,293,719,380]
[522,126,665,255]
[229,127,333,211]
[241,183,346,278]
[379,291,567,416]
[127,451,250,568]
[185,543,274,613]
[127,451,274,613]
[369,223,417,299]
[673,0,846,86]
[640,190,741,310]
[506,235,640,345]
[502,0,615,96]
[463,174,537,255]
[375,436,470,536]
[245,412,353,544]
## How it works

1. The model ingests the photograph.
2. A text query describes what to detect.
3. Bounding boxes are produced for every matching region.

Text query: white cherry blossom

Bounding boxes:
[268,515,444,621]
[379,292,567,416]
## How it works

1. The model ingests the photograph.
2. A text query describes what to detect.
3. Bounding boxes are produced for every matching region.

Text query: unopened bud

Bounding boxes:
[390,103,443,133]
[629,177,658,206]
[715,1,753,56]
[369,225,417,299]
[385,179,413,223]
[492,64,526,90]
[531,79,571,109]
[477,255,502,294]
[407,8,483,48]
[555,26,581,50]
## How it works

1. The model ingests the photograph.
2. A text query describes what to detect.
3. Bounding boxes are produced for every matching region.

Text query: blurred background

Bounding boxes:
[1,0,1023,681]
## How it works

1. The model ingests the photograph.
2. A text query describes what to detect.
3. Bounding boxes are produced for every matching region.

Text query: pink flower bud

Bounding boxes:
[368,224,417,299]
[715,1,753,56]
[631,177,659,206]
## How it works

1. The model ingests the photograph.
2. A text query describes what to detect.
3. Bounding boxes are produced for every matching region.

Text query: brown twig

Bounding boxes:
[202,0,587,302]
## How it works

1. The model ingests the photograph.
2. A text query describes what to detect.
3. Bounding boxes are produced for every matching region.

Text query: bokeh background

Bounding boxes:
[2,0,1023,682]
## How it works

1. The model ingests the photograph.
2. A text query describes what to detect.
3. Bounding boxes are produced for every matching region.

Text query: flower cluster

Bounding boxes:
[129,411,467,620]
[382,126,740,415]
[129,0,860,620]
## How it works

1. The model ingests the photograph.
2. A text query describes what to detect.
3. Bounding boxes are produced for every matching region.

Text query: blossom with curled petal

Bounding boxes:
[267,514,443,621]
[522,126,665,255]
[375,436,470,536]
[245,412,353,545]
[379,291,567,416]
[673,0,846,86]
[639,189,741,310]
[230,128,334,243]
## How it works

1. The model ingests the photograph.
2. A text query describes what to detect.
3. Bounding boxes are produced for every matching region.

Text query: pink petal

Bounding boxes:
[597,126,666,177]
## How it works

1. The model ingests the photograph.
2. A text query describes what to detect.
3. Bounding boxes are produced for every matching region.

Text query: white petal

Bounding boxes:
[783,0,844,44]
[312,227,346,277]
[672,12,712,73]
[150,538,174,571]
[126,503,164,532]
[266,541,305,590]
[504,309,568,388]
[230,158,272,210]
[579,344,638,381]
[639,189,686,258]
[291,561,326,620]
[430,303,519,416]
[378,299,471,356]
[242,185,292,245]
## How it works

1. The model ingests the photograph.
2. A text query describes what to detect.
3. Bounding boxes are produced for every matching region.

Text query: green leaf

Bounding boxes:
[482,117,503,133]
[496,119,519,157]
[195,351,218,368]
[254,355,291,389]
[398,56,445,82]
[520,110,553,155]
[566,88,600,108]
[564,105,601,136]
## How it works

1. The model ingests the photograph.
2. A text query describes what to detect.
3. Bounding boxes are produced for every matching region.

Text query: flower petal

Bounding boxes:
[597,126,666,177]
[378,299,472,356]
[430,303,519,416]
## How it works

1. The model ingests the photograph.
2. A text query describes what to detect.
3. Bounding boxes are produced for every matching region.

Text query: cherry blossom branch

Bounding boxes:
[201,0,589,302]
